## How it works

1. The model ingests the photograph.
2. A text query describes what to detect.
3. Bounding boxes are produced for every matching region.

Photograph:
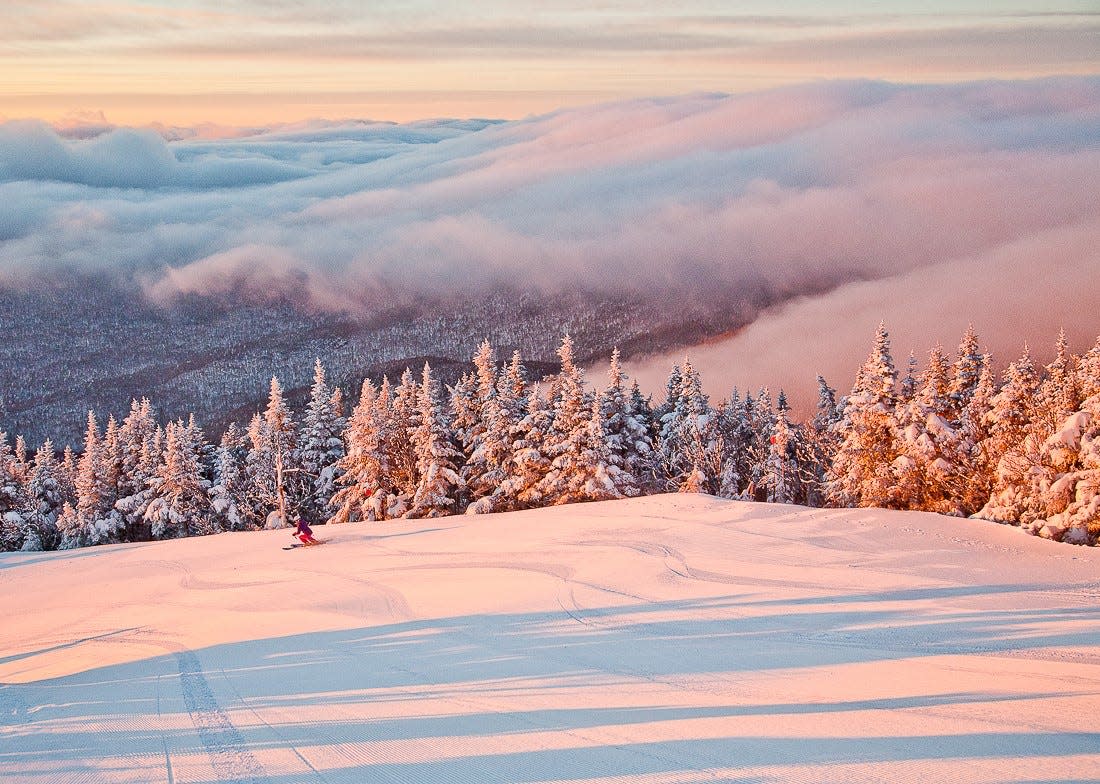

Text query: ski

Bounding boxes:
[283,539,327,550]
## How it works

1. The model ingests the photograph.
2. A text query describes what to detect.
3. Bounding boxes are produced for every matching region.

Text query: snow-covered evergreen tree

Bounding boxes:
[298,359,346,522]
[461,341,503,508]
[243,376,302,529]
[55,502,85,550]
[899,352,919,404]
[330,379,387,522]
[659,359,714,490]
[115,398,159,539]
[802,377,841,507]
[537,335,596,504]
[58,445,77,507]
[744,388,777,499]
[828,323,900,508]
[407,364,464,518]
[451,371,480,460]
[0,433,29,551]
[591,349,646,499]
[21,440,62,551]
[1078,336,1100,402]
[67,411,124,546]
[761,408,801,505]
[659,364,682,420]
[711,394,745,499]
[506,384,553,508]
[371,376,416,519]
[948,325,985,422]
[75,411,105,525]
[467,351,532,514]
[893,346,967,514]
[388,369,421,503]
[958,356,997,514]
[144,419,212,538]
[241,413,273,527]
[209,423,247,531]
[264,375,297,462]
[975,347,1042,524]
[1035,330,1080,435]
[13,435,27,475]
[628,380,661,491]
[100,415,122,512]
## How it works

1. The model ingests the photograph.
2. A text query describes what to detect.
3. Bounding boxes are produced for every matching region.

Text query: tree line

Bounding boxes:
[2,325,1099,552]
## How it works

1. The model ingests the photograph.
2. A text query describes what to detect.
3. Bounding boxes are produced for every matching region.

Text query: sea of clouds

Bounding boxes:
[2,78,1098,401]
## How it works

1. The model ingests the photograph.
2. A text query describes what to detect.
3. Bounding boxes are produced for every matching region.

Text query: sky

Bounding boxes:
[2,1,1099,125]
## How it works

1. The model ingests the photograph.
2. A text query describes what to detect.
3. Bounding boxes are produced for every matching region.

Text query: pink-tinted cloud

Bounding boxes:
[624,220,1100,414]
[0,78,1097,396]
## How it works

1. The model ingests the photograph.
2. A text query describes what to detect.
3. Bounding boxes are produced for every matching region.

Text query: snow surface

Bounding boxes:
[2,494,1100,783]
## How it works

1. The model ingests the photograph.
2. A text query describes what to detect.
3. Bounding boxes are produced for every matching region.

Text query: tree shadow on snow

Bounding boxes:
[3,585,1099,781]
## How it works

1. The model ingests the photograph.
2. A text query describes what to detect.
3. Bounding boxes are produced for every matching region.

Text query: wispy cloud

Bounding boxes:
[2,3,1096,124]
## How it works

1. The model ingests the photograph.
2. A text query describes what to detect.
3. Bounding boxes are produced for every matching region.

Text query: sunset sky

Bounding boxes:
[3,1,1098,125]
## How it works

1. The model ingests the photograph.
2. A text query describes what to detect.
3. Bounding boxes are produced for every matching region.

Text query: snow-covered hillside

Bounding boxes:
[2,495,1099,783]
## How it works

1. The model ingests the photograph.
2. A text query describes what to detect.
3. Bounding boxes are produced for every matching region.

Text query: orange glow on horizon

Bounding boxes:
[2,3,1097,126]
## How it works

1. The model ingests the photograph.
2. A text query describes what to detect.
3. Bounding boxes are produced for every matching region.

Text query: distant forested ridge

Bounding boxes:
[0,279,760,447]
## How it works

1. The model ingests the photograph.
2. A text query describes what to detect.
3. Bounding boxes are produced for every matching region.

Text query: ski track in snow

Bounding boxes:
[3,495,1100,783]
[176,649,269,783]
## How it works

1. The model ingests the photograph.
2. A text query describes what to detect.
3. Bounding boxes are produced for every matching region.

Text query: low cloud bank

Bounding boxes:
[623,219,1100,414]
[1,78,1098,376]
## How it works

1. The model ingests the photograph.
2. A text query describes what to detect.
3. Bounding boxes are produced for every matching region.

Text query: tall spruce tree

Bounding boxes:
[241,376,301,528]
[408,364,464,517]
[593,349,646,499]
[468,351,531,513]
[958,356,997,514]
[22,440,62,551]
[330,379,387,522]
[828,323,900,508]
[461,341,502,508]
[144,419,211,538]
[893,346,967,514]
[803,377,841,507]
[1036,330,1080,436]
[1078,336,1100,402]
[0,433,28,551]
[975,347,1042,523]
[68,411,124,546]
[116,398,158,539]
[299,360,346,522]
[209,423,247,530]
[538,335,594,504]
[949,325,985,423]
[507,385,553,508]
[388,369,421,504]
[659,360,713,490]
[761,408,801,505]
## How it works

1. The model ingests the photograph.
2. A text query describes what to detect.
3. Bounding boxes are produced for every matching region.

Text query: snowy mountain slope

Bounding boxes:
[2,494,1099,783]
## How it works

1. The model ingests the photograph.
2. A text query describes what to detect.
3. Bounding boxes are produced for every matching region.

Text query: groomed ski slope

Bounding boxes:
[2,494,1099,783]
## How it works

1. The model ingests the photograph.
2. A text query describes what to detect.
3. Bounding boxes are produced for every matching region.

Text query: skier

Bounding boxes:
[293,516,319,545]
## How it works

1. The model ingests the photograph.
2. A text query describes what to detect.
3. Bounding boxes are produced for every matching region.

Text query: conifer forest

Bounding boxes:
[3,324,1100,553]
